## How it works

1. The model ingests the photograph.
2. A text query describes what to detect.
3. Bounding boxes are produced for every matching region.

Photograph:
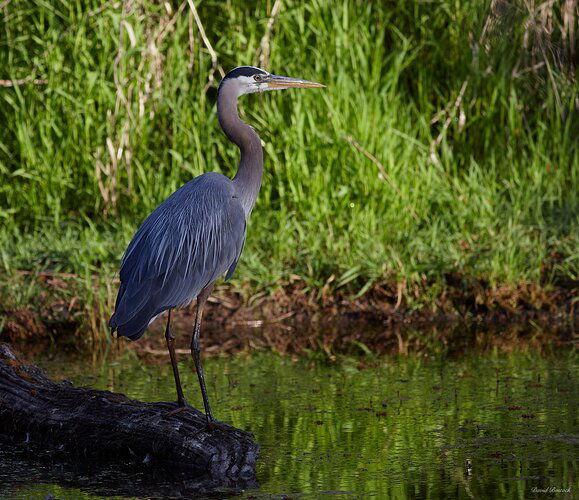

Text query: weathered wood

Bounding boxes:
[0,343,259,486]
[0,433,257,496]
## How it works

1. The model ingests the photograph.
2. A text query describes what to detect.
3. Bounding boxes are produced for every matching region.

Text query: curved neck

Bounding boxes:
[217,83,263,218]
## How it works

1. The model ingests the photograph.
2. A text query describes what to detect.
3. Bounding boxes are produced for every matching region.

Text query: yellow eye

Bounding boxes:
[254,74,262,81]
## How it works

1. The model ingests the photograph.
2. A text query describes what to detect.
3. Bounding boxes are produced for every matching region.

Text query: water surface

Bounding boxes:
[1,345,577,498]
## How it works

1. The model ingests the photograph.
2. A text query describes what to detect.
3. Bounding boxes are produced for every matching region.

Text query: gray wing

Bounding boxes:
[109,173,245,340]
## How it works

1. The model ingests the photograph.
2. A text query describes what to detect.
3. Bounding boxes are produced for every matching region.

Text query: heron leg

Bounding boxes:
[191,284,215,424]
[164,309,186,408]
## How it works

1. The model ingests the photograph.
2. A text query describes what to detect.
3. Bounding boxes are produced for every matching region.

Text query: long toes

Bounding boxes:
[165,406,188,417]
[205,420,232,433]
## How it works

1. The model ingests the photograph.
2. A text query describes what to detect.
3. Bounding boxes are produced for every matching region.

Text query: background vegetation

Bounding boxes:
[0,0,577,335]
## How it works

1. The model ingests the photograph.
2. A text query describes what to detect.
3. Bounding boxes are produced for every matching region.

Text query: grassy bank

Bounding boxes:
[1,1,577,341]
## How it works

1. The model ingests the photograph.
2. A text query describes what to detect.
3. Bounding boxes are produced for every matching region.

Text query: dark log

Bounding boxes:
[0,343,259,493]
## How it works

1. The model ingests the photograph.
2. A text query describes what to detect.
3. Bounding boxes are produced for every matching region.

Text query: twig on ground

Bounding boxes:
[141,345,191,355]
[230,311,295,328]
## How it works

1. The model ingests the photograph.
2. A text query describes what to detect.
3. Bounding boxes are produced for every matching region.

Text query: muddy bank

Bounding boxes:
[131,317,576,365]
[194,278,578,333]
[1,277,576,356]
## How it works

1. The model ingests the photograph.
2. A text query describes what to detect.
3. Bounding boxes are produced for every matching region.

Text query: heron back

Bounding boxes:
[109,173,246,340]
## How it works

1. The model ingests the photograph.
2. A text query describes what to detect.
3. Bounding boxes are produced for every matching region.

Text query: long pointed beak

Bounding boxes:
[267,74,325,90]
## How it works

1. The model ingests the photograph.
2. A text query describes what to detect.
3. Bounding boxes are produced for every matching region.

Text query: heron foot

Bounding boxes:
[165,400,189,417]
[190,418,231,436]
[203,418,232,433]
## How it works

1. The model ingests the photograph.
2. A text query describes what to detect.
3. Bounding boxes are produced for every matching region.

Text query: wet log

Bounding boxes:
[0,343,259,487]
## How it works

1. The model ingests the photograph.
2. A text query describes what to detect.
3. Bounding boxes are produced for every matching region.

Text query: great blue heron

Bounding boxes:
[109,66,324,425]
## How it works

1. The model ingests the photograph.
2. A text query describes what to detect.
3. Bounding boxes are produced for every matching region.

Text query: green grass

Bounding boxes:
[0,1,577,330]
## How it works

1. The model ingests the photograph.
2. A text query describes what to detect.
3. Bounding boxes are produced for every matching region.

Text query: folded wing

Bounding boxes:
[109,173,245,340]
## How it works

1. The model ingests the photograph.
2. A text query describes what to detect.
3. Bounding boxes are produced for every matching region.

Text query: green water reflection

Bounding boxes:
[4,348,578,498]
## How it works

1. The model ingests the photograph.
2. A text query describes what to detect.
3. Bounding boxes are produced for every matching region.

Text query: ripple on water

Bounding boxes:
[1,346,576,499]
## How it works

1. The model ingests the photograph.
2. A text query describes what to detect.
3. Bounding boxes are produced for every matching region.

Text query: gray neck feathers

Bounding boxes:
[217,81,263,219]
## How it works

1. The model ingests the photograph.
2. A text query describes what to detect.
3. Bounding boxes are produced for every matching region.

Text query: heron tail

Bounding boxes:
[109,309,152,341]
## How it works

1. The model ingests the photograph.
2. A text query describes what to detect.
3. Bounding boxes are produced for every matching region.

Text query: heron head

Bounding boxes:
[219,66,325,97]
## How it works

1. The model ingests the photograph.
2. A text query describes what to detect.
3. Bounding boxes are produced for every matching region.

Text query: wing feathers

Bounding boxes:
[109,173,246,339]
